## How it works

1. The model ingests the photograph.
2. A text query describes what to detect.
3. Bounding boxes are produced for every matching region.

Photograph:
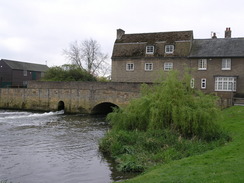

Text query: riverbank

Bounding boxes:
[122,106,244,183]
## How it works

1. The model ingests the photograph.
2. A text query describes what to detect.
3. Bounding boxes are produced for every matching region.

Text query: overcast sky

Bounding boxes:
[0,0,243,68]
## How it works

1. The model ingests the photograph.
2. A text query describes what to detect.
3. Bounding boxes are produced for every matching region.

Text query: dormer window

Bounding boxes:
[165,45,174,54]
[146,46,154,54]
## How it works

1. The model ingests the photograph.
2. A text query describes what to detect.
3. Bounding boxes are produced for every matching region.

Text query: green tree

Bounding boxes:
[41,64,96,81]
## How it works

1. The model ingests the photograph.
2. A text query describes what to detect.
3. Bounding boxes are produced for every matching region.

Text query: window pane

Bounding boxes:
[198,59,207,70]
[164,62,173,71]
[201,79,206,89]
[165,45,174,53]
[145,63,153,71]
[223,82,227,90]
[222,59,231,70]
[215,77,236,91]
[126,63,134,71]
[146,46,154,54]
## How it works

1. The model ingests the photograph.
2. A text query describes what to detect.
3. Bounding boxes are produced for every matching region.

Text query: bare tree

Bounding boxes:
[63,39,110,76]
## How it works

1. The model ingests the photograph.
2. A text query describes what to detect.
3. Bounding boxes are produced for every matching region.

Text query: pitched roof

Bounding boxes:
[1,59,49,72]
[189,38,244,58]
[112,30,193,58]
[115,30,193,44]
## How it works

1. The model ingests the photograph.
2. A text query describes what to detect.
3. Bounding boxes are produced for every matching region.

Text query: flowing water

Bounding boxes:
[0,110,136,183]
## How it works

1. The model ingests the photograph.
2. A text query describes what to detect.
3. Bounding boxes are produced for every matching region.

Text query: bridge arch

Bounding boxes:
[58,101,65,111]
[91,102,119,115]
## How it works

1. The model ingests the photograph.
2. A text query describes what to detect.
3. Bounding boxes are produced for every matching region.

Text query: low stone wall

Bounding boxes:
[28,81,142,91]
[0,82,141,113]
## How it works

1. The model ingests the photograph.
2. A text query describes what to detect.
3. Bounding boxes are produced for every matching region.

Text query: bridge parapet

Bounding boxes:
[0,81,142,114]
[28,81,142,91]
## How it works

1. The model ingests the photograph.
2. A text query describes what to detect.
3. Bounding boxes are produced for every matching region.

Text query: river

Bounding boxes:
[0,110,136,183]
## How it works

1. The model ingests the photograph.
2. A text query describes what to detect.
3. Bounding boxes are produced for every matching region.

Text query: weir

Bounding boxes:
[0,81,141,114]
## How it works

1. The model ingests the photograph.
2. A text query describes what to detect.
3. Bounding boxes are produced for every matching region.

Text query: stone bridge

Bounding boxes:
[0,81,141,114]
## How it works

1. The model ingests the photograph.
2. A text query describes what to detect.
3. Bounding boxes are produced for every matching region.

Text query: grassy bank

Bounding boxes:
[122,106,244,183]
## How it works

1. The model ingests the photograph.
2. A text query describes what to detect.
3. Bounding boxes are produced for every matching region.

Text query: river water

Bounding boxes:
[0,110,135,183]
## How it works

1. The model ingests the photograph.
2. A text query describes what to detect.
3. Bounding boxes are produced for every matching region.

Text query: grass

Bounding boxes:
[100,128,229,173]
[121,106,244,183]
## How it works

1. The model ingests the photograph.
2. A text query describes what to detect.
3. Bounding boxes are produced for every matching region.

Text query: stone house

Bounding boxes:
[111,28,244,105]
[0,59,49,88]
[111,29,193,82]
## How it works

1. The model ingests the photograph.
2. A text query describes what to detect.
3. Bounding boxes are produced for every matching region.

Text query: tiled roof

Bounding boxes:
[112,30,193,58]
[189,38,244,58]
[1,59,49,72]
[115,30,193,44]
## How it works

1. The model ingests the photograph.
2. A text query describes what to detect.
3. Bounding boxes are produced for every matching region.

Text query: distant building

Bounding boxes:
[111,28,244,105]
[0,59,49,88]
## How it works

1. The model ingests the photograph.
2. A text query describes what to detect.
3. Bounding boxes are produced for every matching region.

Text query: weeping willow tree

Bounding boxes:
[107,70,223,140]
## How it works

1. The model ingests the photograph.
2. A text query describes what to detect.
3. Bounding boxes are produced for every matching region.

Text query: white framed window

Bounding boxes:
[201,78,206,89]
[164,62,173,71]
[145,63,153,71]
[198,59,207,70]
[146,46,154,54]
[165,45,174,54]
[222,58,231,70]
[215,77,236,91]
[23,70,27,76]
[126,63,134,71]
[190,78,195,88]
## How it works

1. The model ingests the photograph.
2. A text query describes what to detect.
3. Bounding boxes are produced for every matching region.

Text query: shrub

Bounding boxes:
[107,70,223,140]
[42,64,96,81]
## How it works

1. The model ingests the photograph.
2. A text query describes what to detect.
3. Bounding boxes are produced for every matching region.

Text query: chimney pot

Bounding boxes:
[117,29,125,39]
[225,27,231,38]
[212,32,217,39]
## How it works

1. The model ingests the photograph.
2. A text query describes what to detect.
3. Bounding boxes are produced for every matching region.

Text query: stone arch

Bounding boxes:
[58,101,65,111]
[91,102,119,115]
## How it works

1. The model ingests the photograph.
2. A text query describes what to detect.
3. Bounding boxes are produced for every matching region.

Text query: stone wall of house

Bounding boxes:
[111,58,190,82]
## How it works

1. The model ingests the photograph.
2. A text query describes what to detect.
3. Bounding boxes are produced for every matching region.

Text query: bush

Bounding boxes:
[42,64,96,81]
[107,70,223,140]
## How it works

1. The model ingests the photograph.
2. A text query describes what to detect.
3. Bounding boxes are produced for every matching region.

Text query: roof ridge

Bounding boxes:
[1,59,46,66]
[124,30,193,36]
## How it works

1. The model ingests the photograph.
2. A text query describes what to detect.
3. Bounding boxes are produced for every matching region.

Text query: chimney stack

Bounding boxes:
[225,27,231,38]
[117,29,125,39]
